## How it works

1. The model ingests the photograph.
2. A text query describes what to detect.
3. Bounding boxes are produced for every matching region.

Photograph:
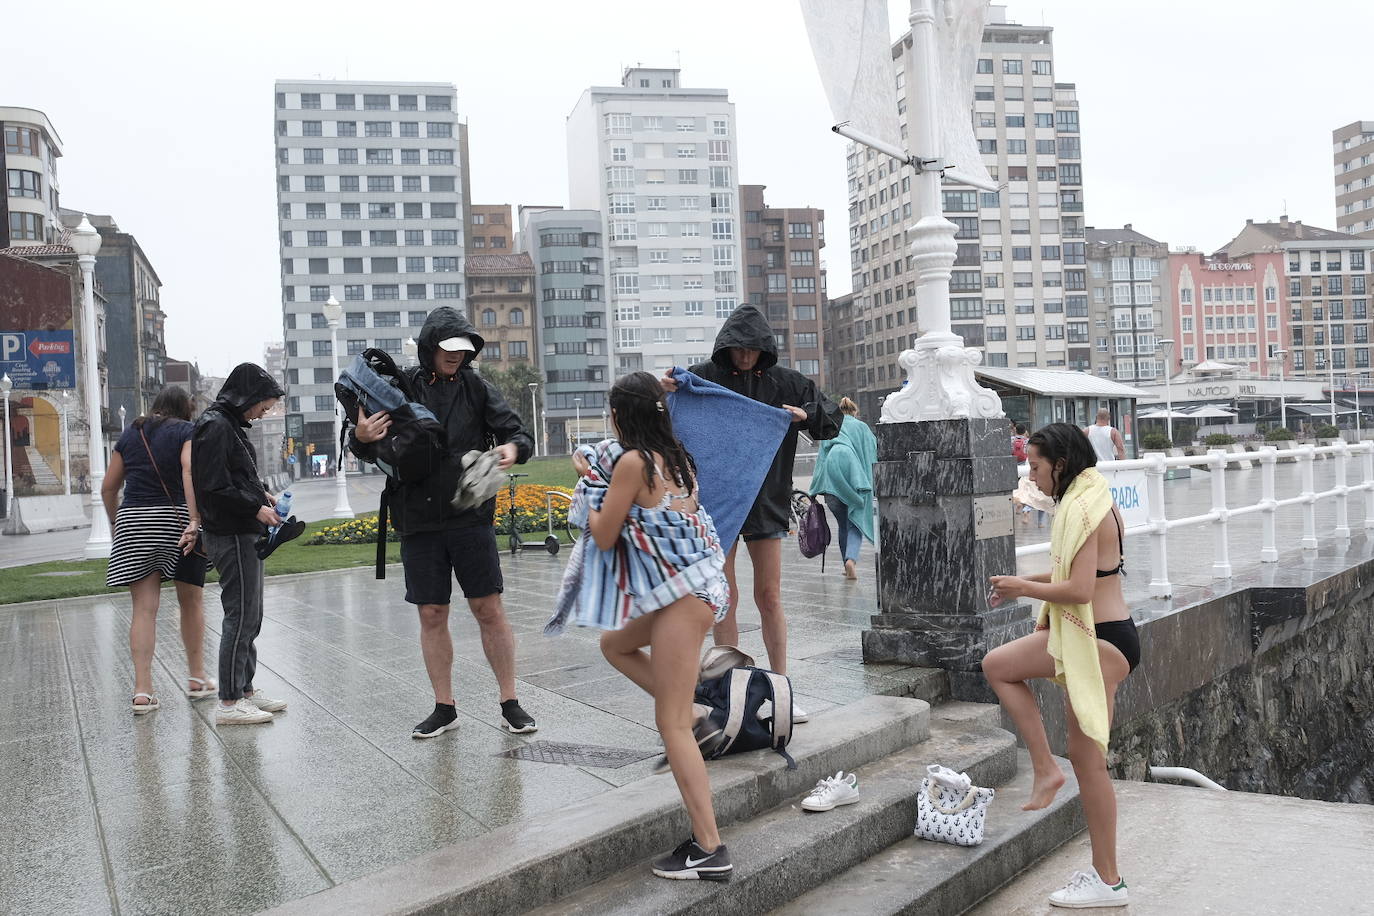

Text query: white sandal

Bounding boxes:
[187,677,217,699]
[132,693,160,715]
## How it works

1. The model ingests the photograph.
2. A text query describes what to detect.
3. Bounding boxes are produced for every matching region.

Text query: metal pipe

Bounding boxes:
[1149,766,1227,791]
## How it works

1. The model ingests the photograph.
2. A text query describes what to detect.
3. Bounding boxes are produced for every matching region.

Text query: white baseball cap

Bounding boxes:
[437,335,476,352]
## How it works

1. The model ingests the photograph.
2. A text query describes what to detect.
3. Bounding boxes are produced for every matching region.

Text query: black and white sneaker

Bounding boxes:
[500,699,538,734]
[652,838,732,881]
[412,703,459,739]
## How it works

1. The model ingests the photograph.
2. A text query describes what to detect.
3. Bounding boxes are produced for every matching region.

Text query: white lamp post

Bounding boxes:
[1274,349,1289,432]
[71,215,112,557]
[573,397,582,450]
[1,373,12,519]
[1158,338,1176,444]
[60,391,71,496]
[527,382,540,458]
[402,336,418,366]
[1327,313,1338,429]
[1351,369,1369,439]
[321,296,354,518]
[602,410,608,438]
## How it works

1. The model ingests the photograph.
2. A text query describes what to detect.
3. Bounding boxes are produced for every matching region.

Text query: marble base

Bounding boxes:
[863,417,1023,688]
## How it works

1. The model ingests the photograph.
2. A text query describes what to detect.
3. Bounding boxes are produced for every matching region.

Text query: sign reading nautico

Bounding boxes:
[1205,262,1253,271]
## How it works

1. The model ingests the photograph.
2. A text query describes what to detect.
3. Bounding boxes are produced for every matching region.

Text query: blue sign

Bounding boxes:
[0,330,77,390]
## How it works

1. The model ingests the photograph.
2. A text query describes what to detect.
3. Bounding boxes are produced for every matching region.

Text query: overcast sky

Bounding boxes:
[6,0,1366,376]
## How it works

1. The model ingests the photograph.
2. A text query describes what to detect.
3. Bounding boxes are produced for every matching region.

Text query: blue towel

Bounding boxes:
[667,367,792,547]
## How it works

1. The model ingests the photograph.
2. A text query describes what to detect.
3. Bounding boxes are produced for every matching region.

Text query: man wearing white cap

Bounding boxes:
[350,306,537,738]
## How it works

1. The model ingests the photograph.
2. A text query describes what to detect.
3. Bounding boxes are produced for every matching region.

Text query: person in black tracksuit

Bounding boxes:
[349,307,538,739]
[191,363,288,726]
[664,306,841,713]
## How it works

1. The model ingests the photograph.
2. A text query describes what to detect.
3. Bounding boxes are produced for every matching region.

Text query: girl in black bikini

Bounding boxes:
[983,423,1139,909]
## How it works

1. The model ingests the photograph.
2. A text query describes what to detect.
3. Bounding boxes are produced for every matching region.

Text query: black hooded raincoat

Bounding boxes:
[349,307,533,534]
[688,306,842,538]
[192,363,285,535]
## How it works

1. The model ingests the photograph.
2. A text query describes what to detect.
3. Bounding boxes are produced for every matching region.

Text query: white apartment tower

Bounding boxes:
[567,68,742,376]
[843,6,1086,411]
[273,80,468,455]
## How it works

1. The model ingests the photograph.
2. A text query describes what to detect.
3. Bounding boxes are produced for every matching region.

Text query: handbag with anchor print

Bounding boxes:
[913,764,994,847]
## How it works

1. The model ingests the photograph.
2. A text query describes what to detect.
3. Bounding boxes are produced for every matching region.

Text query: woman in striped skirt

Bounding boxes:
[102,387,213,714]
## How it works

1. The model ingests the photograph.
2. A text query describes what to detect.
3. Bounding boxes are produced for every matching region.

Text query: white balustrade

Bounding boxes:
[1014,442,1374,598]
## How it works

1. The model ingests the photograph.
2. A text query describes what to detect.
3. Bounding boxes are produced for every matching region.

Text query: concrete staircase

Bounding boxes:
[270,695,1083,916]
[21,446,62,493]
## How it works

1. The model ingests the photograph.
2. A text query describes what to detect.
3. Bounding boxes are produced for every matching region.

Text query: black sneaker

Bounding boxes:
[500,699,538,734]
[412,703,459,739]
[652,838,732,881]
[653,715,725,774]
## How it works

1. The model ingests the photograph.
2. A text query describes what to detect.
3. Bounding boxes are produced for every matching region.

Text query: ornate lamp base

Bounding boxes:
[879,333,1004,423]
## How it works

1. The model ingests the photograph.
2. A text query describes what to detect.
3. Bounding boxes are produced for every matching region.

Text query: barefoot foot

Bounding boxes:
[1023,767,1065,810]
[843,559,857,580]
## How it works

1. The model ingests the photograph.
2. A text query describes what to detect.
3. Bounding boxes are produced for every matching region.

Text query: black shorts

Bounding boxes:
[400,525,503,606]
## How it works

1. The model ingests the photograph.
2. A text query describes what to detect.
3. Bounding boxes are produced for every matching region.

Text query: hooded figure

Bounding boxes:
[192,362,284,535]
[349,306,533,534]
[688,306,842,538]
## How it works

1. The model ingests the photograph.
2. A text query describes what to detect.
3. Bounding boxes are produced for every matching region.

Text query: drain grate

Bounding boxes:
[498,741,656,769]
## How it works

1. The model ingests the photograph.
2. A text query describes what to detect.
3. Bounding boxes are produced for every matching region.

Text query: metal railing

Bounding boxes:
[1015,442,1374,597]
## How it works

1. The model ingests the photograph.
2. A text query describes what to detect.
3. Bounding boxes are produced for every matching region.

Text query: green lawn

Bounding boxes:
[0,479,583,607]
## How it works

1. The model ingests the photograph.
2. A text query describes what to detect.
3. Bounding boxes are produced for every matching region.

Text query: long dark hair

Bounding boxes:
[132,386,194,431]
[1026,422,1097,502]
[608,371,696,491]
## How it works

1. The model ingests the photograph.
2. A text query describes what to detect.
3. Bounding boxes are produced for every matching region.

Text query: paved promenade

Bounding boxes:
[1,457,1368,914]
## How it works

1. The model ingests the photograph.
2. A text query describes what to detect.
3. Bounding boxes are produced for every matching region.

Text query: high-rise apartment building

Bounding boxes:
[567,67,741,377]
[2,106,64,247]
[843,7,1085,416]
[263,342,287,387]
[1333,121,1374,235]
[1085,226,1171,381]
[468,204,513,252]
[520,206,609,452]
[1224,217,1372,377]
[823,292,859,396]
[273,80,468,457]
[740,185,826,386]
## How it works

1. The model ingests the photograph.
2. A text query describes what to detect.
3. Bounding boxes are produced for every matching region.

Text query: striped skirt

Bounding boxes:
[106,505,208,588]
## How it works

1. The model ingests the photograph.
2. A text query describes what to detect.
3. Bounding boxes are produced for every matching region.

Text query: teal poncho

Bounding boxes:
[808,415,877,542]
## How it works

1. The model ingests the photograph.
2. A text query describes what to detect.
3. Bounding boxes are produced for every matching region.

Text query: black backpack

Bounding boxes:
[334,348,445,483]
[334,348,447,580]
[694,665,796,769]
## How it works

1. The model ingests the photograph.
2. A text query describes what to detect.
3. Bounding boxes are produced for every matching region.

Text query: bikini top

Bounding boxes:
[649,461,697,512]
[1095,509,1125,578]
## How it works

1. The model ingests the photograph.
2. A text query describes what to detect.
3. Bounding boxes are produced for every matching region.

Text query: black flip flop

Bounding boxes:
[256,516,306,560]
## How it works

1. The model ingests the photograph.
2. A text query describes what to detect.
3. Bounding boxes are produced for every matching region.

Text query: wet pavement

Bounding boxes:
[2,456,1369,914]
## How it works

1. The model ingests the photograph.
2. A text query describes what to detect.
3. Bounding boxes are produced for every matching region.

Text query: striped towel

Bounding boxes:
[545,440,729,634]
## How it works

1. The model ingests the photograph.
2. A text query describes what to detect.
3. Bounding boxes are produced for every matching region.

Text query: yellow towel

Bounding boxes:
[1034,467,1113,755]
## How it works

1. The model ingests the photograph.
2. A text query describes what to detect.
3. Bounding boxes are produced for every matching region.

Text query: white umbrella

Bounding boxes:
[1184,406,1237,419]
[1138,408,1193,420]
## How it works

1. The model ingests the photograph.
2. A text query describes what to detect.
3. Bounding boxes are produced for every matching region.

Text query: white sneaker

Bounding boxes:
[216,699,274,725]
[756,700,810,723]
[1048,869,1129,908]
[801,771,860,812]
[246,693,287,713]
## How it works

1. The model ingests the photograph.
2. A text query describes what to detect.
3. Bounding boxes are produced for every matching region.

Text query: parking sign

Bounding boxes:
[0,330,77,389]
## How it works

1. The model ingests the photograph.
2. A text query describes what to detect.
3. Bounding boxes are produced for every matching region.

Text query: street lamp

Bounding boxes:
[1274,349,1289,432]
[70,215,112,558]
[60,391,71,496]
[1,373,12,519]
[602,410,608,438]
[321,296,354,518]
[402,336,418,366]
[1350,369,1370,439]
[573,397,582,450]
[1157,338,1176,444]
[527,382,540,458]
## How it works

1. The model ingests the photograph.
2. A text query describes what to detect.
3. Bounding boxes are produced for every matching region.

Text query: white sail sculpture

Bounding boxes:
[800,0,1004,423]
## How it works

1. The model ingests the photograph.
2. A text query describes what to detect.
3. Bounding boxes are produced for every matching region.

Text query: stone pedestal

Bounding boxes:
[861,418,1028,699]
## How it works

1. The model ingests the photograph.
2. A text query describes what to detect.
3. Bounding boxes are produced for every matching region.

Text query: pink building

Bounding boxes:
[1168,250,1287,376]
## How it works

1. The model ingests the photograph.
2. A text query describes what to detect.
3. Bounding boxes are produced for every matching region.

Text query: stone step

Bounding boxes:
[523,718,1019,916]
[266,694,931,916]
[773,751,1083,916]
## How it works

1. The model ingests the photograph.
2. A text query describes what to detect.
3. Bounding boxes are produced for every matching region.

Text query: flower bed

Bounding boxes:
[306,484,577,546]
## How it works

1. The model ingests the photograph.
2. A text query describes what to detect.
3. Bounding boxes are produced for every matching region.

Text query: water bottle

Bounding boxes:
[269,491,292,538]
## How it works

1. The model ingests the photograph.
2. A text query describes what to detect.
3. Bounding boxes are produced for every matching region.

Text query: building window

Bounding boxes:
[434,283,460,298]
[372,284,399,300]
[6,169,41,199]
[312,339,333,357]
[302,120,322,136]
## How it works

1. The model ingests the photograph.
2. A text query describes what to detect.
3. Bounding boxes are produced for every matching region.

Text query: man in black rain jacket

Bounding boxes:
[192,363,288,726]
[664,306,842,716]
[350,307,538,738]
